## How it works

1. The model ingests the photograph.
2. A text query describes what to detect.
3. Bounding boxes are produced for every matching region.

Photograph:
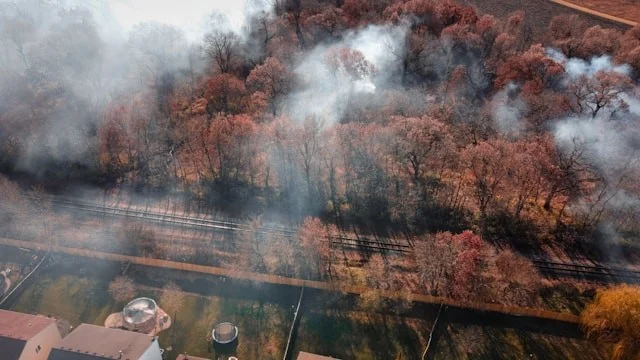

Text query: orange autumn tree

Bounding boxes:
[297,217,339,280]
[581,285,640,360]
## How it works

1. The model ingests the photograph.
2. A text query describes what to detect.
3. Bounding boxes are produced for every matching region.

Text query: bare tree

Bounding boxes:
[108,276,136,303]
[160,282,184,313]
[204,30,239,74]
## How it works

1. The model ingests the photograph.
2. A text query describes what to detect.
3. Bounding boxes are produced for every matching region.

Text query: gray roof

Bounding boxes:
[0,336,26,359]
[48,324,156,360]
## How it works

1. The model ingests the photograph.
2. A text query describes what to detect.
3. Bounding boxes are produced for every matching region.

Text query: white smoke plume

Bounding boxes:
[0,0,271,176]
[111,0,273,42]
[286,24,409,124]
[554,113,640,231]
[620,93,640,117]
[490,83,527,137]
[546,48,632,79]
[548,47,640,238]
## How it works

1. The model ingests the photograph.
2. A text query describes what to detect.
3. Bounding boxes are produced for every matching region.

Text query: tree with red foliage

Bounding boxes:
[491,249,541,306]
[343,0,389,26]
[463,140,511,220]
[577,26,623,59]
[304,7,348,42]
[547,15,588,58]
[415,230,486,299]
[247,57,293,116]
[388,115,454,197]
[436,1,478,28]
[208,114,257,184]
[616,26,640,75]
[297,217,338,279]
[201,73,247,116]
[503,138,552,218]
[450,230,485,299]
[495,44,564,95]
[384,0,441,33]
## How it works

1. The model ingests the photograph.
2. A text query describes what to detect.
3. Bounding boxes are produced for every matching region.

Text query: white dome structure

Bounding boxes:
[123,297,157,328]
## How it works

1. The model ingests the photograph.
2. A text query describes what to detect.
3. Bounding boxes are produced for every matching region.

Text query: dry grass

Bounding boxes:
[435,323,608,360]
[460,0,629,38]
[563,0,640,23]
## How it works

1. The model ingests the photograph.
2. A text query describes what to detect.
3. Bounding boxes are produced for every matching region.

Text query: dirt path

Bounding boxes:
[0,237,579,324]
[462,0,631,38]
[551,0,638,26]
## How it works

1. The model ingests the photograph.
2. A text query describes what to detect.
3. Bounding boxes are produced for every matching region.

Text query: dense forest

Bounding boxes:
[1,0,639,260]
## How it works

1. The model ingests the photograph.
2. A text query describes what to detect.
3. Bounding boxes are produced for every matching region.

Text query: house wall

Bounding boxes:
[19,323,62,360]
[138,338,162,360]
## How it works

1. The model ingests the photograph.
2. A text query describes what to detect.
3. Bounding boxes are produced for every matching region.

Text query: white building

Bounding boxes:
[47,323,162,360]
[0,309,66,360]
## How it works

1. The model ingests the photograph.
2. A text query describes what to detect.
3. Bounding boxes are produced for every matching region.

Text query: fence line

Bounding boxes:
[0,237,579,324]
[283,287,305,360]
[422,303,445,360]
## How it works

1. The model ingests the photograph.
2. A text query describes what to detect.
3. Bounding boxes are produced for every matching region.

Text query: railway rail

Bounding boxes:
[29,196,640,282]
[533,260,640,283]
[33,196,413,254]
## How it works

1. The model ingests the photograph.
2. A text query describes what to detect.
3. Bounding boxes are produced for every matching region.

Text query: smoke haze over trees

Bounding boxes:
[1,0,640,263]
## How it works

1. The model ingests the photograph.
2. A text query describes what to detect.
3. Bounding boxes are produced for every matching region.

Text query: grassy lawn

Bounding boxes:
[433,323,607,360]
[149,290,292,359]
[11,259,123,326]
[294,308,433,360]
[8,255,608,360]
[10,258,294,359]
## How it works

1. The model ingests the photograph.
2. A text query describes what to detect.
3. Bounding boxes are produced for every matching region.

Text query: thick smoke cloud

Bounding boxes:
[112,0,273,41]
[549,49,640,239]
[491,83,527,137]
[546,48,632,79]
[286,25,408,124]
[0,0,269,176]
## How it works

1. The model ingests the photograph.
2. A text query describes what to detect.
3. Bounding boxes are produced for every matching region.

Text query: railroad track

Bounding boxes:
[31,196,640,280]
[33,197,412,254]
[533,260,640,283]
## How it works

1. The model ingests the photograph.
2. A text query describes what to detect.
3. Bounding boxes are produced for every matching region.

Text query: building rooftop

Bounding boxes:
[297,352,340,360]
[48,324,156,360]
[176,355,211,360]
[0,309,57,340]
[0,336,26,359]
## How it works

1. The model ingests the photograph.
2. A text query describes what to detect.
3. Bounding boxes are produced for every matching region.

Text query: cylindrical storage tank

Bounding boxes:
[212,322,239,355]
[123,297,157,331]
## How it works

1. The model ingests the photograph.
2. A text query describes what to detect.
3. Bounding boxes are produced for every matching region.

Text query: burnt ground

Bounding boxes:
[460,0,630,38]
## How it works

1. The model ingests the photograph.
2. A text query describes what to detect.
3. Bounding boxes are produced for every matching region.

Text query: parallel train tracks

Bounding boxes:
[37,197,413,254]
[31,196,640,283]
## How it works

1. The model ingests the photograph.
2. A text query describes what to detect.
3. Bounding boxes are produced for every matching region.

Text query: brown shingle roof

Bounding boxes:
[297,352,340,360]
[0,309,57,340]
[48,324,155,360]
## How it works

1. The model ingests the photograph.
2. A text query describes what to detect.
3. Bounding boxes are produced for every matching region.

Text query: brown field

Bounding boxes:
[563,0,640,24]
[460,0,630,38]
